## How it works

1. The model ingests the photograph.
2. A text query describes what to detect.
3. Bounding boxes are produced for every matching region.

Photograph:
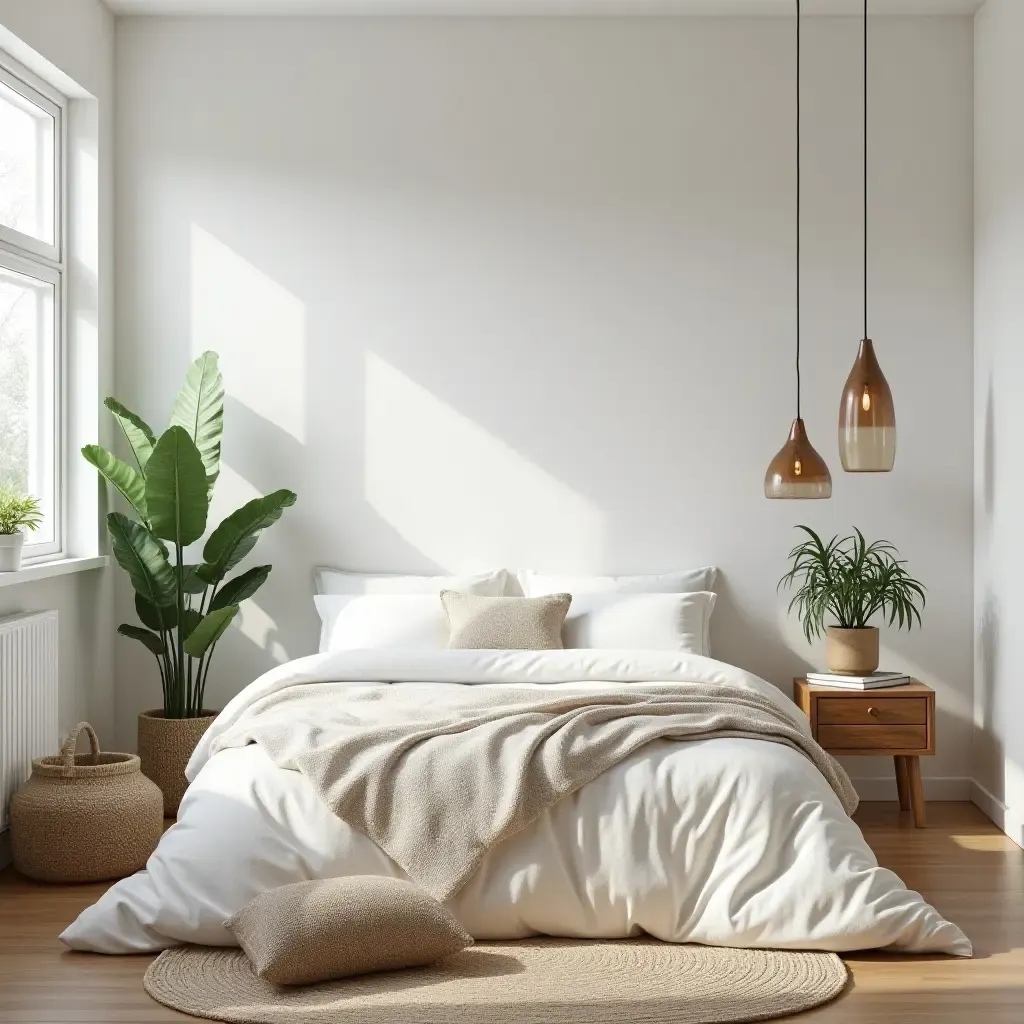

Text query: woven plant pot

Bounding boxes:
[825,626,880,675]
[138,710,218,816]
[10,722,163,883]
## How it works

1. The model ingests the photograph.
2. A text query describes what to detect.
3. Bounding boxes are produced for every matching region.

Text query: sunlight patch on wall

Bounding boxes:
[236,599,290,664]
[190,224,306,442]
[364,352,605,572]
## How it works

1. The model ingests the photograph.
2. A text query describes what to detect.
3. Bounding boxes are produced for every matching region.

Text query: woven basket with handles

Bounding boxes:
[10,722,164,883]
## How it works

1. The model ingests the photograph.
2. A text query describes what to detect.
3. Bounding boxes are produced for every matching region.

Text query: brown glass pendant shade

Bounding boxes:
[765,418,832,499]
[838,338,895,471]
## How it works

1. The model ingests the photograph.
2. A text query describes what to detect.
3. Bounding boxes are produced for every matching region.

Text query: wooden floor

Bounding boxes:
[0,802,1021,1022]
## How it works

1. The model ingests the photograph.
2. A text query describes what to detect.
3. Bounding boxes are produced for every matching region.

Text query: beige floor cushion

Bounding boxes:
[226,876,473,985]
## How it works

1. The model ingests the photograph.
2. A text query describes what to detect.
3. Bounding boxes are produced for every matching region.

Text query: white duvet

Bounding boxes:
[62,649,970,957]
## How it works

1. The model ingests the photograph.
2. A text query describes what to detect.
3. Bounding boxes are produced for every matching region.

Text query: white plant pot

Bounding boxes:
[0,533,25,572]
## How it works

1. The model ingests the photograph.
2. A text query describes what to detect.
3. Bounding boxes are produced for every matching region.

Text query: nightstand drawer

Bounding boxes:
[817,697,927,726]
[818,724,927,750]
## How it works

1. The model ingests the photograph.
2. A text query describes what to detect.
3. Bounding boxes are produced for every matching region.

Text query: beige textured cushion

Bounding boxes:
[441,590,571,649]
[225,876,473,985]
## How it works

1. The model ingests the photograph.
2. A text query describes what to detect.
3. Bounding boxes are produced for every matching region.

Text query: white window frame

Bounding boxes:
[0,49,66,563]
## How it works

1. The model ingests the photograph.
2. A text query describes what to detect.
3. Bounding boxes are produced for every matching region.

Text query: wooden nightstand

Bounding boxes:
[793,678,935,828]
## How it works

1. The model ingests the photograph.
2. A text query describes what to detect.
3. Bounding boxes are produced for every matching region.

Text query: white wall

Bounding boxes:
[0,1,116,746]
[115,15,974,793]
[973,0,1024,847]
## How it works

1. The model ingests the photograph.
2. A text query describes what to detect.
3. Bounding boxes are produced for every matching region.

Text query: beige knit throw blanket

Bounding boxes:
[209,681,857,900]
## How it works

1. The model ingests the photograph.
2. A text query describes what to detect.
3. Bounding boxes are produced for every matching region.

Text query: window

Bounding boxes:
[0,55,63,559]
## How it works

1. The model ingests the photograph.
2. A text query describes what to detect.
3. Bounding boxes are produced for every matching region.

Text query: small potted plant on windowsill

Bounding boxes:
[82,352,297,814]
[778,525,925,675]
[0,488,43,571]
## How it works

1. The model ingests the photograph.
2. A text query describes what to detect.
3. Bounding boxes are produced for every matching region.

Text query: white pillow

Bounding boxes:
[519,567,718,655]
[314,594,449,653]
[518,567,717,598]
[314,567,507,597]
[562,592,716,656]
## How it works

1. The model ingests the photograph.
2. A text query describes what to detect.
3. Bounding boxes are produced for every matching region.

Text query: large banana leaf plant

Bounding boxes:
[83,352,297,718]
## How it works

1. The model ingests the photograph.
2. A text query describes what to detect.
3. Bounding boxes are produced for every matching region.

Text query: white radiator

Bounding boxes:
[0,610,59,834]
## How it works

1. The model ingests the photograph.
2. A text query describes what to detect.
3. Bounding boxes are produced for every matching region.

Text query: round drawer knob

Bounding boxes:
[867,706,879,716]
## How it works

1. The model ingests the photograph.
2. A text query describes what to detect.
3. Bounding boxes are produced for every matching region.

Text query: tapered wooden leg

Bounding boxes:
[894,756,911,811]
[906,755,926,828]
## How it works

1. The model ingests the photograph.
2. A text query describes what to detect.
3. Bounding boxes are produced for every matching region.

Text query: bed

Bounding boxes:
[61,641,970,957]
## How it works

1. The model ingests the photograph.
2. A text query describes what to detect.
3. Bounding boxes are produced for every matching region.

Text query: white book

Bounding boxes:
[805,671,910,690]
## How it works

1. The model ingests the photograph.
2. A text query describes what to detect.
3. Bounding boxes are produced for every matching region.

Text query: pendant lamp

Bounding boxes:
[839,0,896,472]
[765,0,831,500]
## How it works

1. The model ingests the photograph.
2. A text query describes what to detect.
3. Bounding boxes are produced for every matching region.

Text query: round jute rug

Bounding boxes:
[144,938,848,1024]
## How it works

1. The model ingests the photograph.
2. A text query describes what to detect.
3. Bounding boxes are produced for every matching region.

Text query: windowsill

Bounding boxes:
[0,554,109,589]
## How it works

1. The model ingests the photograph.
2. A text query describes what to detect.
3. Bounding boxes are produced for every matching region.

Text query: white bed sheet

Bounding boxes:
[62,650,970,958]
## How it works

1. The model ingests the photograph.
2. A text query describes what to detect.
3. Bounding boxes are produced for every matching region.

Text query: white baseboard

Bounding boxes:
[850,776,971,802]
[970,780,1024,850]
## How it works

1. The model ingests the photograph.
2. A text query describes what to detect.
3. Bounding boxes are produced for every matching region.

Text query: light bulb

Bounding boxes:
[764,419,832,499]
[861,387,871,412]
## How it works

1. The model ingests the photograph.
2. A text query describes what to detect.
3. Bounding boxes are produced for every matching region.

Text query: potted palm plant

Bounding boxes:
[83,352,297,813]
[0,488,43,571]
[778,526,925,675]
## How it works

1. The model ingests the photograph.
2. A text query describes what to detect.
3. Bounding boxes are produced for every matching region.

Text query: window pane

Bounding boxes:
[0,79,55,246]
[0,265,55,547]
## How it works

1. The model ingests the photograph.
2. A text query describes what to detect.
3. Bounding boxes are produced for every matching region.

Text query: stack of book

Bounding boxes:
[804,671,910,690]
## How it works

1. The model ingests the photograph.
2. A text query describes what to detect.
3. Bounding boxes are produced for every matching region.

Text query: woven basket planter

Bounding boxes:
[138,710,218,816]
[10,722,163,883]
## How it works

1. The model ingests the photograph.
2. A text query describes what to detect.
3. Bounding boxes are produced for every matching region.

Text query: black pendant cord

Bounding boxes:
[863,0,868,341]
[796,0,802,421]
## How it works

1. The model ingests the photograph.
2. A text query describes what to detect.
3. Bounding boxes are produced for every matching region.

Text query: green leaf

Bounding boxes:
[183,606,238,659]
[211,565,271,611]
[195,562,219,585]
[179,608,203,641]
[170,351,224,496]
[82,445,148,519]
[117,623,165,656]
[145,426,209,547]
[104,398,157,473]
[180,564,209,594]
[136,592,178,631]
[202,490,296,581]
[107,512,176,607]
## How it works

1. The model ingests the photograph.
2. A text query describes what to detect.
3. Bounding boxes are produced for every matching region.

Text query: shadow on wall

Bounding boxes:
[976,375,1001,799]
[975,374,1014,813]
